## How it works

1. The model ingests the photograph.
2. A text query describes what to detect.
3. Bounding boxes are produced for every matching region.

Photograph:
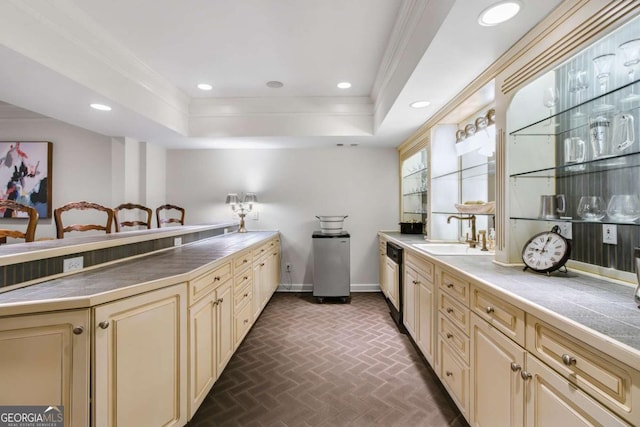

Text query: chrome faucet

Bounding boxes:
[447,214,477,248]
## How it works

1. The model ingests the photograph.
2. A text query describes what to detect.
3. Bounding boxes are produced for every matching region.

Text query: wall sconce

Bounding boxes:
[454,108,496,157]
[226,192,258,233]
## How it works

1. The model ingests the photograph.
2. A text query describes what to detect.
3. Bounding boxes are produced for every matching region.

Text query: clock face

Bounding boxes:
[522,231,570,273]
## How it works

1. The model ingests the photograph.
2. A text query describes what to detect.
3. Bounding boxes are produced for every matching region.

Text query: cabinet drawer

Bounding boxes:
[234,283,252,311]
[439,336,469,418]
[471,286,525,347]
[252,243,270,259]
[438,312,469,363]
[234,269,252,292]
[526,315,640,423]
[189,262,232,304]
[406,251,434,283]
[234,301,253,347]
[439,291,470,335]
[439,270,469,305]
[234,250,253,272]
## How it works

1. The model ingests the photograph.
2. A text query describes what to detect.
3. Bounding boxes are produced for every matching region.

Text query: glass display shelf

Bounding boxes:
[510,79,640,137]
[432,161,495,181]
[403,211,428,215]
[402,167,428,179]
[509,151,640,179]
[432,211,495,216]
[403,190,428,197]
[510,216,640,226]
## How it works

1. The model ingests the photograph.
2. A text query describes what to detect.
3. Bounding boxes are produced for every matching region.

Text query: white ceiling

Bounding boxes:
[0,0,564,149]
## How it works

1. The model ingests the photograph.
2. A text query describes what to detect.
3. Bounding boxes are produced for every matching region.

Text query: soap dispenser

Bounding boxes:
[635,248,640,307]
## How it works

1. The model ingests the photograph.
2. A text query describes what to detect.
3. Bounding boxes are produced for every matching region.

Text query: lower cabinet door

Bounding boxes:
[524,355,630,427]
[470,314,525,427]
[0,310,90,427]
[439,337,469,420]
[216,279,234,375]
[189,288,218,418]
[234,299,253,348]
[93,284,187,427]
[417,279,435,365]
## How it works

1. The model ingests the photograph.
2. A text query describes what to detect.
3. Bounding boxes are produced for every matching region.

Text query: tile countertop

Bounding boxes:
[380,231,640,369]
[0,230,278,317]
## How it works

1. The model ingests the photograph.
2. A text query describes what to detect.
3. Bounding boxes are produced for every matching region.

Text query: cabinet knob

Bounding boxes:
[243,319,249,324]
[446,307,454,314]
[243,259,248,264]
[243,276,249,280]
[510,362,521,372]
[73,326,84,335]
[244,293,249,298]
[561,354,577,366]
[412,280,418,285]
[218,298,224,304]
[446,333,453,339]
[260,262,265,267]
[214,276,221,281]
[98,321,110,329]
[520,370,532,380]
[485,307,495,314]
[446,283,454,288]
[445,371,453,377]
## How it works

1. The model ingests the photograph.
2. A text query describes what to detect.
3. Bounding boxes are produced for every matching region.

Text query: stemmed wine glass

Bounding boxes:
[592,53,616,112]
[542,87,559,127]
[568,69,589,117]
[619,38,640,104]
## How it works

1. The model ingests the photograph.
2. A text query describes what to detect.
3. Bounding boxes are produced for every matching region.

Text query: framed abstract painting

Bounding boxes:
[0,141,52,218]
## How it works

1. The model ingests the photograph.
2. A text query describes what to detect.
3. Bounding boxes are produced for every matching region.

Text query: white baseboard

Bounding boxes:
[276,283,382,293]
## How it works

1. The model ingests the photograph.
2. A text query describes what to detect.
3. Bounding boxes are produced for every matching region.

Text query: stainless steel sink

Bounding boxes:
[413,243,494,256]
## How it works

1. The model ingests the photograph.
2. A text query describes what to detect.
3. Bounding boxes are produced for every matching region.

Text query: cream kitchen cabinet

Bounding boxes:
[233,249,253,349]
[252,237,280,319]
[470,312,526,427]
[383,256,399,311]
[93,283,188,427]
[436,266,471,419]
[404,251,435,365]
[523,354,630,427]
[0,309,90,427]
[378,236,387,295]
[188,276,233,418]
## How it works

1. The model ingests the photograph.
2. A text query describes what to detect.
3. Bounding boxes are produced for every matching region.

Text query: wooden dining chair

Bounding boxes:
[54,201,114,239]
[114,203,153,232]
[156,204,185,228]
[0,200,39,243]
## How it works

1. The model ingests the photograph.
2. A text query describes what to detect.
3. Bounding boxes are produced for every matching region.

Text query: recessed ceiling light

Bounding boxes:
[410,101,431,109]
[337,82,352,89]
[90,103,111,111]
[197,83,213,91]
[266,81,284,88]
[478,1,521,26]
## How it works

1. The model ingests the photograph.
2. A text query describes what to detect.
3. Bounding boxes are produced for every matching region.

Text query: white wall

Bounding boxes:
[165,148,399,289]
[0,118,113,239]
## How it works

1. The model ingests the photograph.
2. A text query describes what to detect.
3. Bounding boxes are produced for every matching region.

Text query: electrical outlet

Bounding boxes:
[552,222,572,239]
[63,256,84,273]
[603,224,617,244]
[174,237,182,246]
[252,211,259,220]
[285,263,292,272]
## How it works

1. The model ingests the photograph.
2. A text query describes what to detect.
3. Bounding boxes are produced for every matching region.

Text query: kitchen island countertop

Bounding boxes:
[0,230,278,316]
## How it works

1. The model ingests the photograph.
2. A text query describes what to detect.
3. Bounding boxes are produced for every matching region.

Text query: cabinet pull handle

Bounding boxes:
[486,307,495,314]
[243,276,249,280]
[510,363,521,372]
[98,321,110,329]
[445,371,453,377]
[561,354,577,366]
[446,333,453,339]
[446,307,454,314]
[412,280,418,285]
[217,298,224,304]
[243,319,249,324]
[214,276,221,281]
[243,259,248,263]
[446,283,454,288]
[73,326,84,335]
[260,262,265,267]
[520,371,532,380]
[213,300,219,306]
[244,293,249,298]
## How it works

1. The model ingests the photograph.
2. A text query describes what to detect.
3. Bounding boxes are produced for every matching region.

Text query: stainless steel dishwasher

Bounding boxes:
[312,231,350,303]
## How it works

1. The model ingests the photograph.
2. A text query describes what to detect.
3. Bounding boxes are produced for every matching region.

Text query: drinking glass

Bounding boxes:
[542,87,559,127]
[592,54,616,112]
[568,69,589,116]
[606,194,640,222]
[564,137,586,171]
[619,38,640,104]
[577,196,606,221]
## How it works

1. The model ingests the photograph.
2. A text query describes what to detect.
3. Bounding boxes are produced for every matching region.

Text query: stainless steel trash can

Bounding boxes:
[312,231,350,303]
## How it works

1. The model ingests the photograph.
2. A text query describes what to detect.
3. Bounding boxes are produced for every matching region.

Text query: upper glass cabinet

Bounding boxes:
[401,149,428,232]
